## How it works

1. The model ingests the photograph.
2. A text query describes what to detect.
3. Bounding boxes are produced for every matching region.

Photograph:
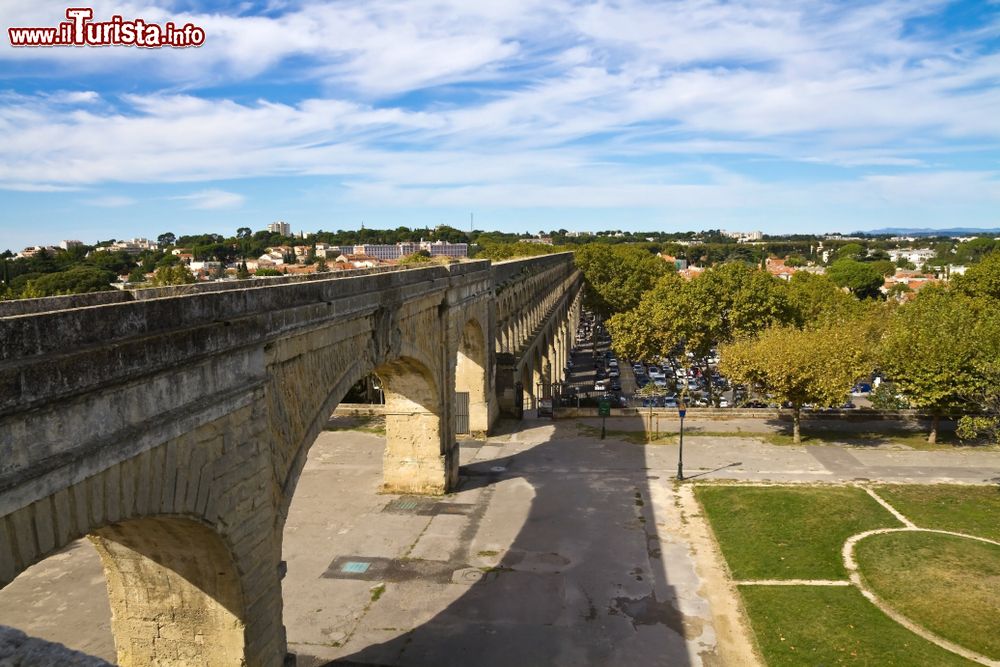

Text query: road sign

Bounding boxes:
[678,407,686,418]
[598,399,611,417]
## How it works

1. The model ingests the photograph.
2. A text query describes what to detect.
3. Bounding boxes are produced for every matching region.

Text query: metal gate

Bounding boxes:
[455,391,470,434]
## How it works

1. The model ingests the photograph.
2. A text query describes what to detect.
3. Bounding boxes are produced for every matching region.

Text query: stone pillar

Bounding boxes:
[380,357,455,495]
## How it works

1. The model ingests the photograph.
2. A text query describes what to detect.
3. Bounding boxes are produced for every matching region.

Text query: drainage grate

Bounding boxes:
[382,498,475,516]
[382,497,434,514]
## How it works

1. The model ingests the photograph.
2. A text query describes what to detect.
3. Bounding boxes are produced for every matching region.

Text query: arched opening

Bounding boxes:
[521,361,533,414]
[91,517,247,666]
[531,345,543,410]
[0,515,247,667]
[455,317,489,434]
[375,355,452,494]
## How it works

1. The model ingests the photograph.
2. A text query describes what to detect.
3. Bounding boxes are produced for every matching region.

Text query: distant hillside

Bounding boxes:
[857,227,1000,237]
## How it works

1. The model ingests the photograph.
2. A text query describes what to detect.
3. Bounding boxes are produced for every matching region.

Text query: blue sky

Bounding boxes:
[2,0,1000,249]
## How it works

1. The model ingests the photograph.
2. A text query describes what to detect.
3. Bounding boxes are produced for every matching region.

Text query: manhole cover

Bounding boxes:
[490,466,507,473]
[451,567,485,585]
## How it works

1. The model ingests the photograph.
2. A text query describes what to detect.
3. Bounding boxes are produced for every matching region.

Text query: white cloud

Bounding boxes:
[84,195,136,207]
[173,189,245,209]
[1,0,1000,221]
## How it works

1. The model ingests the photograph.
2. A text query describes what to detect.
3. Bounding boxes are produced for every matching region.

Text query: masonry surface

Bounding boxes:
[0,255,582,666]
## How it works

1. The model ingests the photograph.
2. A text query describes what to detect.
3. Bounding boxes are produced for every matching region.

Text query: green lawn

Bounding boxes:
[695,485,900,579]
[855,531,1000,660]
[740,585,973,666]
[874,484,1000,541]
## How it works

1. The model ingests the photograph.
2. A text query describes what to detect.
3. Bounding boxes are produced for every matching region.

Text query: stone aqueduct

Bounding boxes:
[0,253,582,666]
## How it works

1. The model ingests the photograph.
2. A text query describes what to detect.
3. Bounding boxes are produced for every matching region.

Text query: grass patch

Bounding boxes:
[874,485,1000,541]
[856,531,1000,660]
[740,585,971,666]
[326,416,386,436]
[696,486,900,579]
[687,429,995,450]
[575,423,675,444]
[369,583,386,602]
[476,550,499,558]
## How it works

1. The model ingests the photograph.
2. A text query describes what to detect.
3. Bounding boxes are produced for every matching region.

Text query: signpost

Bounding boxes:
[677,401,687,480]
[598,398,611,439]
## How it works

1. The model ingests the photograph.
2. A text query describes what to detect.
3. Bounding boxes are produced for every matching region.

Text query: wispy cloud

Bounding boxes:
[83,195,135,207]
[172,189,246,209]
[1,0,1000,232]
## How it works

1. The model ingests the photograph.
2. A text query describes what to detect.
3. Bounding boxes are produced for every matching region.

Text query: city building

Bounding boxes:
[722,230,764,243]
[93,238,159,255]
[765,257,798,281]
[887,248,937,267]
[267,221,292,236]
[16,245,58,258]
[59,240,83,250]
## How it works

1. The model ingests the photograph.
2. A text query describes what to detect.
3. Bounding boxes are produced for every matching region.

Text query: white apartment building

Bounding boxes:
[267,221,292,236]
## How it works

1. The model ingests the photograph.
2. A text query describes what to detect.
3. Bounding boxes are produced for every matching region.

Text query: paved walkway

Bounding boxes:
[1,418,997,666]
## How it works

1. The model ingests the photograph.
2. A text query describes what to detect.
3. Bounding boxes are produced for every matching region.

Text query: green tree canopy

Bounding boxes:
[24,266,116,296]
[150,264,196,286]
[607,263,792,404]
[836,242,866,261]
[574,243,670,317]
[877,288,1000,443]
[786,271,861,326]
[827,258,884,299]
[720,318,875,442]
[953,250,1000,302]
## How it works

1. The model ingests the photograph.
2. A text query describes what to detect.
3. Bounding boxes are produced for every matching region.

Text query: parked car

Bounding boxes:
[610,380,621,391]
[594,380,607,391]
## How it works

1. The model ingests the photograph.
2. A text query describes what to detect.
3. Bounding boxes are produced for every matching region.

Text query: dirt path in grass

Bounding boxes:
[676,484,763,667]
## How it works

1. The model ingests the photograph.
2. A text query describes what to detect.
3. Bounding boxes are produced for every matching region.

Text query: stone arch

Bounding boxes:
[374,355,452,494]
[90,516,247,667]
[531,344,543,408]
[455,317,489,434]
[1,506,253,667]
[520,360,533,413]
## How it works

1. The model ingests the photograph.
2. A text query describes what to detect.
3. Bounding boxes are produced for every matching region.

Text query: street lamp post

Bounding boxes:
[677,400,687,481]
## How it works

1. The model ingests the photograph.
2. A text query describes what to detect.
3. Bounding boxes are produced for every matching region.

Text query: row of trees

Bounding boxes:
[589,245,1000,444]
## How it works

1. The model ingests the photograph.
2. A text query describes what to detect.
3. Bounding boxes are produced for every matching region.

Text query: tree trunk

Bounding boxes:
[702,359,715,406]
[928,413,939,444]
[793,407,801,444]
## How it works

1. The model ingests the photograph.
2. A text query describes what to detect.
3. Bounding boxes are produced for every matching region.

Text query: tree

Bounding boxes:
[720,320,874,442]
[954,238,998,265]
[236,261,251,280]
[399,250,432,264]
[255,268,283,277]
[878,289,998,443]
[236,227,252,240]
[786,271,860,326]
[127,267,147,284]
[608,263,792,405]
[827,258,884,299]
[157,232,176,247]
[574,244,670,317]
[150,265,196,286]
[836,242,866,261]
[869,382,909,410]
[953,250,1000,302]
[22,266,116,296]
[315,258,330,273]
